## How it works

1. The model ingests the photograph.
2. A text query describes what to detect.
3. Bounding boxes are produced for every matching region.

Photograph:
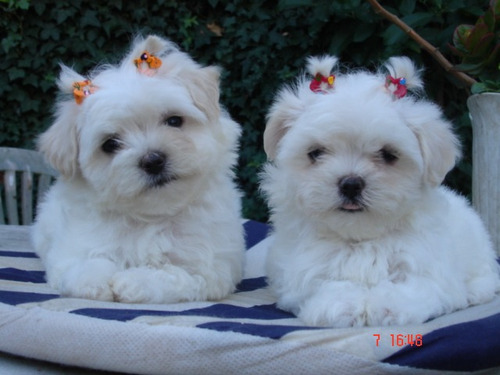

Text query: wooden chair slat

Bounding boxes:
[4,170,19,225]
[0,147,58,225]
[21,170,34,225]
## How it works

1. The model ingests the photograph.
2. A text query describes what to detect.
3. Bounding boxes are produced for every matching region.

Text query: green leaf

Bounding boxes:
[399,0,416,16]
[278,0,313,10]
[33,2,45,15]
[493,0,500,15]
[465,22,489,51]
[1,34,22,53]
[382,24,406,45]
[11,0,29,10]
[470,33,495,59]
[383,13,435,46]
[453,24,473,51]
[482,7,495,31]
[471,82,488,93]
[80,10,101,28]
[401,12,435,28]
[7,67,25,80]
[56,9,74,24]
[353,22,376,43]
[455,62,485,75]
[483,43,500,68]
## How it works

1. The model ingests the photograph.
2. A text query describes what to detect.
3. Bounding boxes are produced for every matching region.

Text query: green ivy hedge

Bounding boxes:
[0,0,486,221]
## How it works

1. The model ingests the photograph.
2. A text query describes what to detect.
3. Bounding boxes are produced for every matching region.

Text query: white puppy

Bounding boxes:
[33,35,245,303]
[261,56,500,327]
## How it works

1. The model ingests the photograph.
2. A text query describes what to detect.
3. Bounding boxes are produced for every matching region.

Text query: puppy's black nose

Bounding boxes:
[339,175,365,200]
[140,151,167,175]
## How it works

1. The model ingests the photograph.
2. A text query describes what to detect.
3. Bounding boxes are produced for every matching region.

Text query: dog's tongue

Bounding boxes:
[342,203,362,211]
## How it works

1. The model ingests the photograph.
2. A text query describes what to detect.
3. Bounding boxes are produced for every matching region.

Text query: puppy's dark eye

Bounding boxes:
[379,147,399,165]
[102,137,122,154]
[307,148,325,163]
[165,115,183,128]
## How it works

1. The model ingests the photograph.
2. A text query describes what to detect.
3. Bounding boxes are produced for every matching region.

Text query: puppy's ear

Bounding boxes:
[38,65,82,178]
[182,65,221,123]
[385,57,460,185]
[265,54,338,161]
[405,102,461,186]
[264,89,304,161]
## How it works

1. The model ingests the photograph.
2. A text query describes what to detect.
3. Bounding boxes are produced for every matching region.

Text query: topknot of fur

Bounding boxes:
[383,56,423,91]
[306,56,339,78]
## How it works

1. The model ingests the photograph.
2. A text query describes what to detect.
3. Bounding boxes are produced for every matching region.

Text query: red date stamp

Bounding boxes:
[373,333,423,347]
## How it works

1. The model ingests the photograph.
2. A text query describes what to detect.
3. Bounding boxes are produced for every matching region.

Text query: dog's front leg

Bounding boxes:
[110,265,223,303]
[365,277,465,326]
[46,257,118,301]
[296,280,369,328]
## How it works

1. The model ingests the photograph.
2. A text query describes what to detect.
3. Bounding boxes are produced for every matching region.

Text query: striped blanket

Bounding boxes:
[0,220,499,374]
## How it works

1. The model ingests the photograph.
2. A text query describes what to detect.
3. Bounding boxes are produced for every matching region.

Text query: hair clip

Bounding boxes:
[385,75,407,99]
[310,73,335,93]
[73,80,96,105]
[134,51,162,76]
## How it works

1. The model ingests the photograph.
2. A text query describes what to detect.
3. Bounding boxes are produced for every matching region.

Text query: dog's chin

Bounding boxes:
[315,199,405,242]
[104,187,190,219]
[85,172,197,218]
[334,211,412,243]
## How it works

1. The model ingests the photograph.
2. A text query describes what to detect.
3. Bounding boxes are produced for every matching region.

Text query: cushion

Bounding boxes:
[0,220,499,374]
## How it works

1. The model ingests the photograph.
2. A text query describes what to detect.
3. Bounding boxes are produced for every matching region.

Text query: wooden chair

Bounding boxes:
[0,147,58,225]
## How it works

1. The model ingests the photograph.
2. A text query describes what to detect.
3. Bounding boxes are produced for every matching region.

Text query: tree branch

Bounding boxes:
[367,0,477,88]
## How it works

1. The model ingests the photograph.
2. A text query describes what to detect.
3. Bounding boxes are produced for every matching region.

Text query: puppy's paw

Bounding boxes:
[110,267,201,303]
[300,299,366,328]
[296,282,367,327]
[466,272,500,306]
[365,304,406,326]
[56,259,117,301]
[366,286,432,326]
[111,269,158,303]
[67,281,114,302]
[366,303,424,326]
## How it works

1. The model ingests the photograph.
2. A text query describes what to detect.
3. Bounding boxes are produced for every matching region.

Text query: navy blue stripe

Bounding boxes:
[235,277,267,292]
[383,312,500,371]
[197,321,321,340]
[0,268,46,283]
[72,303,294,322]
[243,220,270,249]
[0,250,38,258]
[0,290,59,305]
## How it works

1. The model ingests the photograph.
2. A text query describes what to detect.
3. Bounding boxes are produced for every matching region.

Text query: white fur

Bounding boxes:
[261,56,500,327]
[33,35,245,303]
[306,55,339,78]
[384,56,423,90]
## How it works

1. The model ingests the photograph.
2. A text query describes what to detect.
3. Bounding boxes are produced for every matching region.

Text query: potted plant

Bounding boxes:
[449,0,500,94]
[451,0,500,257]
[368,0,500,255]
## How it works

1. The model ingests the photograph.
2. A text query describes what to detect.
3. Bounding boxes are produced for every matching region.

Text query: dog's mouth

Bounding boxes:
[146,173,178,189]
[339,201,365,213]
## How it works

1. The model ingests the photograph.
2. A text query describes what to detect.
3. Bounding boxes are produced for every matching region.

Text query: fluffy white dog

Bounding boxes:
[32,35,245,303]
[261,56,500,327]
